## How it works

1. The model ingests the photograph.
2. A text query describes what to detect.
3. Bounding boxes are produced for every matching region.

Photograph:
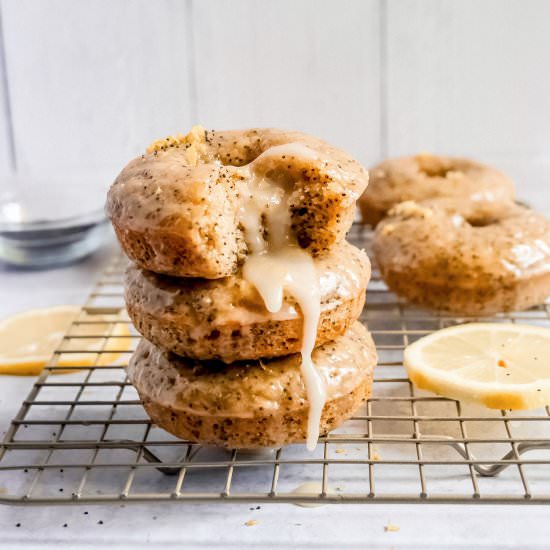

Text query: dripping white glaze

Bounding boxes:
[237,143,326,451]
[243,249,325,450]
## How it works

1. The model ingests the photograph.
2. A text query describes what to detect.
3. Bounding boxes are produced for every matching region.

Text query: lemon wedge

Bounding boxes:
[0,306,131,376]
[404,323,550,410]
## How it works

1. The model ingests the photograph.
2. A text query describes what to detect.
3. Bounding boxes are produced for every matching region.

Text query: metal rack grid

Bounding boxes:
[1,224,550,505]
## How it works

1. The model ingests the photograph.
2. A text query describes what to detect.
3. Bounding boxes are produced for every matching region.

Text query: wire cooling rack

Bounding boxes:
[1,225,550,505]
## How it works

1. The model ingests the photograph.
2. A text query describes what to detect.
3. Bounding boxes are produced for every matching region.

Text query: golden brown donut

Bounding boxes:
[107,126,369,278]
[127,322,377,449]
[359,153,515,226]
[124,241,370,362]
[373,199,550,315]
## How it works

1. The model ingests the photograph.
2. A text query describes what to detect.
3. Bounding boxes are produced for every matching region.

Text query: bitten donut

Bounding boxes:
[125,241,370,362]
[127,322,377,449]
[373,199,550,315]
[359,153,515,226]
[107,126,369,278]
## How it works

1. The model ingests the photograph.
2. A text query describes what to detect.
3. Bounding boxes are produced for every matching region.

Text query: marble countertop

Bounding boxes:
[0,234,549,549]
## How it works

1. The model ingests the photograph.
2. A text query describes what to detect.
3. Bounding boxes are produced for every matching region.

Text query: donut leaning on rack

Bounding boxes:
[373,198,550,315]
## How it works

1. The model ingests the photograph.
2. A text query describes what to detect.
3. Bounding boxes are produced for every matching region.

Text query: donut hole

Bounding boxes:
[415,156,453,178]
[419,164,453,178]
[217,143,264,167]
[465,215,500,228]
[263,168,296,191]
[219,153,258,167]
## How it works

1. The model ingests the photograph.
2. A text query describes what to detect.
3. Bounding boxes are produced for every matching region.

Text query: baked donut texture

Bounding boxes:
[374,199,550,315]
[124,241,370,362]
[359,153,515,226]
[107,126,369,278]
[127,322,377,448]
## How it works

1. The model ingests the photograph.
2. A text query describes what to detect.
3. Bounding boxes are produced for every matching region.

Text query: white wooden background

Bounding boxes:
[0,0,548,205]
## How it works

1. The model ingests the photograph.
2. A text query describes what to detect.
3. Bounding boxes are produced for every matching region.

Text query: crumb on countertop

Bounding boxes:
[385,522,400,532]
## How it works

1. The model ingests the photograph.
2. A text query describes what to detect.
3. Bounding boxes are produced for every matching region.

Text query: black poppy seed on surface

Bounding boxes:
[84,511,88,515]
[16,523,21,527]
[63,524,68,528]
[98,520,104,525]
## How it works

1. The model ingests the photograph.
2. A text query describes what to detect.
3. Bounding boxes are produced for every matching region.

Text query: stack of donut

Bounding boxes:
[107,127,376,449]
[359,153,550,315]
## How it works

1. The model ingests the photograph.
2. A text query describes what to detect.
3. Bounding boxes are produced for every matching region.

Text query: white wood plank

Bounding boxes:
[481,155,550,213]
[0,4,12,176]
[0,90,12,176]
[192,0,381,166]
[386,0,550,159]
[1,0,193,182]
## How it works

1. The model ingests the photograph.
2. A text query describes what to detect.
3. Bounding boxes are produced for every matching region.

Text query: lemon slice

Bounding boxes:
[0,306,131,376]
[404,323,550,410]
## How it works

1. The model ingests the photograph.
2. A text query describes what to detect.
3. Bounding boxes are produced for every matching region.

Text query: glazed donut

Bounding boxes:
[107,126,369,278]
[373,199,550,315]
[124,241,370,362]
[127,322,376,449]
[359,153,515,226]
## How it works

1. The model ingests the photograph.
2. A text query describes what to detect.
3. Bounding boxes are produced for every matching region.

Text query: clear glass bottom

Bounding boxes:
[0,221,110,268]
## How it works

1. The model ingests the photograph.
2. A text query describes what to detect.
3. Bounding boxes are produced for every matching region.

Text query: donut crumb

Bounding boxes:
[146,125,207,164]
[390,201,433,219]
[380,223,395,236]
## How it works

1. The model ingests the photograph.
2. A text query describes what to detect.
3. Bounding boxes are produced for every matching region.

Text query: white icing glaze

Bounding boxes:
[253,142,319,162]
[238,143,326,451]
[243,249,325,450]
